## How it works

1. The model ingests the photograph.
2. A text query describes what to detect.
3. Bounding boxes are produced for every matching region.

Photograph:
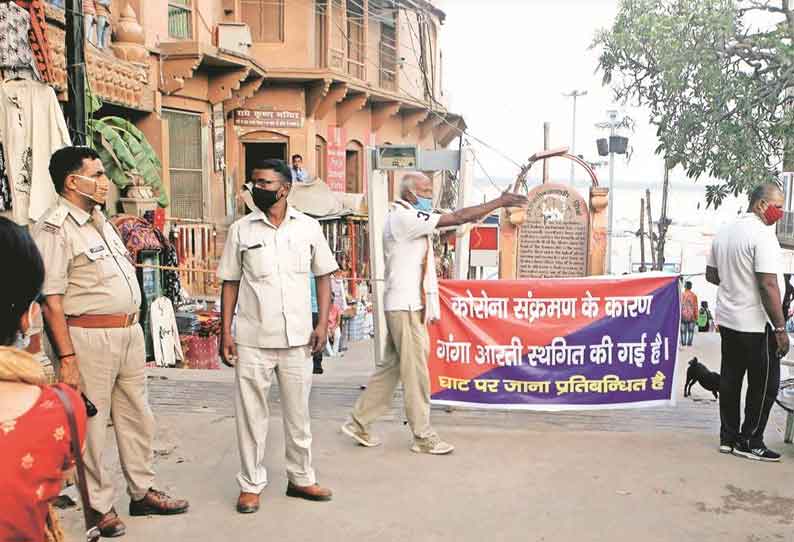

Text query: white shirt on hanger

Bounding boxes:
[150,296,183,367]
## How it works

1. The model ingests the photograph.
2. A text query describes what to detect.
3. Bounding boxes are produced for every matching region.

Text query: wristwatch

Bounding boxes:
[774,327,787,334]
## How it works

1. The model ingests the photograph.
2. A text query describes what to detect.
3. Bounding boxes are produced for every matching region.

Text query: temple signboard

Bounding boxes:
[516,183,590,278]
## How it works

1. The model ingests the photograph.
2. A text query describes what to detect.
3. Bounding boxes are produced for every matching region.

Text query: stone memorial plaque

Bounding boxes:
[517,183,590,278]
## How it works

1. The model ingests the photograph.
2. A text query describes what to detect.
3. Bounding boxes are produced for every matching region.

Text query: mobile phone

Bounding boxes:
[81,393,98,417]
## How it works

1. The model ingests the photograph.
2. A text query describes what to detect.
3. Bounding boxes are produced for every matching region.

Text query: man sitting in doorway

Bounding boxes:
[291,154,307,183]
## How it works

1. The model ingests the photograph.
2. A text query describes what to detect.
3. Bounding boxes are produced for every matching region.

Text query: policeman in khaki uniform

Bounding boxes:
[32,147,188,538]
[219,158,338,514]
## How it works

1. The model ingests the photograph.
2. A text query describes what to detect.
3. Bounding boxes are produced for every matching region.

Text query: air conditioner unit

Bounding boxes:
[216,23,252,56]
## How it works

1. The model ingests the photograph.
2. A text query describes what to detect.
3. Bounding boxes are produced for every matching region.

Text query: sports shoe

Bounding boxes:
[410,435,455,455]
[719,442,733,454]
[732,441,781,462]
[341,420,382,447]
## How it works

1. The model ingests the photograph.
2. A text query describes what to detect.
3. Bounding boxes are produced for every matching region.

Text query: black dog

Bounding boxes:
[684,357,720,399]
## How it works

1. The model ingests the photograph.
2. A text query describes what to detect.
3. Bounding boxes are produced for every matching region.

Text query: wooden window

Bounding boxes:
[168,0,193,40]
[346,0,365,79]
[379,21,397,90]
[315,0,328,67]
[315,135,327,182]
[241,0,285,43]
[328,0,346,70]
[164,110,204,220]
[345,141,363,193]
[370,0,397,90]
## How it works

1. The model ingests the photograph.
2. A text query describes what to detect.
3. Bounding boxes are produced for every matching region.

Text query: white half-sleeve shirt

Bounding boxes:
[707,213,784,333]
[382,201,441,312]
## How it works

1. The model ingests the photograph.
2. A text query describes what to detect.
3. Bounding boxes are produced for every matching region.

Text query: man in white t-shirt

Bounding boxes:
[342,173,527,454]
[706,182,789,462]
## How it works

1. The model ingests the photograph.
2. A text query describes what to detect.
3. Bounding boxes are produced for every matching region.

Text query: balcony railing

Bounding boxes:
[168,1,193,40]
[777,210,794,247]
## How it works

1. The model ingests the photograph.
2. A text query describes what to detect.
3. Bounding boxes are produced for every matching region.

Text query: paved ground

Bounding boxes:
[60,333,794,542]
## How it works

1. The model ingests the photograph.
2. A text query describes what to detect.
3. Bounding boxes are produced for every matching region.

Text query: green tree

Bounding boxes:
[594,0,794,207]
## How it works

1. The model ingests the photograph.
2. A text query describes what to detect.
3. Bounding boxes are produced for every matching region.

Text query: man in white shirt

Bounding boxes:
[290,154,307,183]
[706,182,789,462]
[342,173,527,454]
[218,159,338,513]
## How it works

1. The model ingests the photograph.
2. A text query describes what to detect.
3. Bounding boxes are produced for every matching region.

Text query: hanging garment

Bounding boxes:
[14,0,54,83]
[0,2,39,78]
[149,297,183,368]
[161,243,182,305]
[111,214,162,261]
[110,215,184,305]
[331,276,348,311]
[0,144,12,211]
[0,79,70,225]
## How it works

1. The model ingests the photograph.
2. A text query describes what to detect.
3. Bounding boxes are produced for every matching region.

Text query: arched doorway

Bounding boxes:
[345,139,364,193]
[240,130,289,183]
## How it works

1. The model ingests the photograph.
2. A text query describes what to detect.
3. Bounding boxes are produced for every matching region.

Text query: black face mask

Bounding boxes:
[251,186,280,212]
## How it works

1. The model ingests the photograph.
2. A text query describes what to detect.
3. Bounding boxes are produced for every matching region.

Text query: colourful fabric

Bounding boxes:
[681,290,698,322]
[14,0,54,84]
[112,215,162,262]
[0,384,86,542]
[327,304,341,334]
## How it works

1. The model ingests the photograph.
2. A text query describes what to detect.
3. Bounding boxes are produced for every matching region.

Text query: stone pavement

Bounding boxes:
[60,332,794,542]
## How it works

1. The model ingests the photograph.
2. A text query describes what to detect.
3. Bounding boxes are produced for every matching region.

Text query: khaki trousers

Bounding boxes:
[234,345,315,493]
[352,310,435,439]
[70,325,155,513]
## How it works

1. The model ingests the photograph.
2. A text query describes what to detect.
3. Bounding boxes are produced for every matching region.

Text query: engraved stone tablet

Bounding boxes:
[517,183,590,278]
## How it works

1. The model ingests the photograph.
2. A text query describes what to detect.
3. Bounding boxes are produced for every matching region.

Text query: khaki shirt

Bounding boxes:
[217,206,338,349]
[31,197,141,316]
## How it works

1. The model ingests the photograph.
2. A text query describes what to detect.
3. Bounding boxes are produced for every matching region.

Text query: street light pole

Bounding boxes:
[563,90,587,186]
[604,110,619,274]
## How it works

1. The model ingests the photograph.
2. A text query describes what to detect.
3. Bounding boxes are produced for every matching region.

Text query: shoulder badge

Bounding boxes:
[43,205,68,229]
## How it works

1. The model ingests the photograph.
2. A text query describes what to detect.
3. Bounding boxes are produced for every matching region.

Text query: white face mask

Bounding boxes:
[13,331,30,351]
[13,303,36,351]
[72,174,109,204]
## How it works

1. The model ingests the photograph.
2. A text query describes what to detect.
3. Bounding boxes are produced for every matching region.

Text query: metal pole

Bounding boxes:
[639,197,646,272]
[571,96,577,185]
[646,188,657,269]
[454,147,474,279]
[66,0,87,145]
[606,111,617,274]
[657,162,671,271]
[563,90,587,185]
[543,122,551,183]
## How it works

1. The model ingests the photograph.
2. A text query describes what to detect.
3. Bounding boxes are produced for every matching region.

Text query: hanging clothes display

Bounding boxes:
[13,0,54,83]
[0,79,70,225]
[0,2,39,80]
[111,214,183,305]
[320,216,369,298]
[161,241,182,304]
[150,297,183,368]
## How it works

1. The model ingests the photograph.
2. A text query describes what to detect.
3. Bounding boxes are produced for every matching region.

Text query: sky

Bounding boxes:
[434,0,688,193]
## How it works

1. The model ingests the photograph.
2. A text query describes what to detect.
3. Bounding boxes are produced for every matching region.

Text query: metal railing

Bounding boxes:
[778,211,794,248]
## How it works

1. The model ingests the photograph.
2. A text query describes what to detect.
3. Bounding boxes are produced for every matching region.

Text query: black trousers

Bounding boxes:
[719,325,780,448]
[311,312,323,367]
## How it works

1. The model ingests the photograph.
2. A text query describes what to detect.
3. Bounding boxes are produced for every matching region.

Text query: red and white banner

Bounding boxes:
[326,126,346,192]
